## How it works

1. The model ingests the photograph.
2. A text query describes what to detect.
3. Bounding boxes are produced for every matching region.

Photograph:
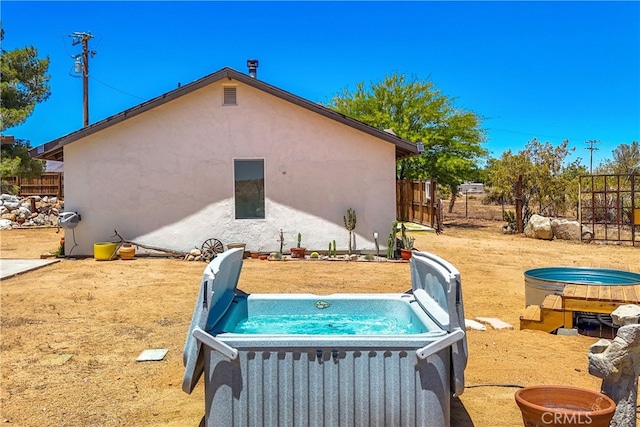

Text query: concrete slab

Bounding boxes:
[0,258,60,280]
[136,348,169,362]
[465,318,487,331]
[475,317,514,330]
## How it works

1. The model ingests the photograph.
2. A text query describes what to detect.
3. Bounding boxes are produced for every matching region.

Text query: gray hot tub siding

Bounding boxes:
[183,248,467,427]
[202,344,450,427]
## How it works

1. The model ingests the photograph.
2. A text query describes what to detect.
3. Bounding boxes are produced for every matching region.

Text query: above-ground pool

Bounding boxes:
[183,248,467,427]
[524,266,640,306]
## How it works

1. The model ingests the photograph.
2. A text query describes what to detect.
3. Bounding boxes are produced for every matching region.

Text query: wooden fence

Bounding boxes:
[396,179,439,229]
[3,173,64,198]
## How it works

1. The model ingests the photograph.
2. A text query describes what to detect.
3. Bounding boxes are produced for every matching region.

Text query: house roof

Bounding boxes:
[30,67,419,161]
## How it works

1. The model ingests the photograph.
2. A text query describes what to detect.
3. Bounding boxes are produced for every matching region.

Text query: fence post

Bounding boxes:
[515,175,523,233]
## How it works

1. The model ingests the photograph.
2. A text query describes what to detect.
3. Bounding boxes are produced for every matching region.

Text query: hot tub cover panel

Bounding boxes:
[182,248,244,393]
[410,250,468,396]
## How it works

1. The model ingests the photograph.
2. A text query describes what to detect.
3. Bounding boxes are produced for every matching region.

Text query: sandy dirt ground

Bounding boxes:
[1,205,639,426]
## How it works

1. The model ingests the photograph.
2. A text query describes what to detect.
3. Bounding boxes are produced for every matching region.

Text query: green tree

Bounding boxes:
[1,139,45,194]
[598,141,640,176]
[486,138,586,222]
[0,27,50,194]
[326,73,486,212]
[0,26,51,131]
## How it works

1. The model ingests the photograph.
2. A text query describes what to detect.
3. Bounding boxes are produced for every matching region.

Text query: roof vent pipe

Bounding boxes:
[247,59,258,79]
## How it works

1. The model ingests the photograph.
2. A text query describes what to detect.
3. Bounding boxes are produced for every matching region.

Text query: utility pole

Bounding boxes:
[585,140,599,174]
[70,32,96,127]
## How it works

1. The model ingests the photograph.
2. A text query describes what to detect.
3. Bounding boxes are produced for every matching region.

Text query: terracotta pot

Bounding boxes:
[259,255,268,260]
[118,243,136,260]
[290,247,306,258]
[250,251,260,259]
[515,385,615,427]
[400,249,413,260]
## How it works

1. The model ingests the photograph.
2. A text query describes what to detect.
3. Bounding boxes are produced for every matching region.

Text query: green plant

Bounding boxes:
[364,253,375,261]
[402,235,415,250]
[297,232,302,248]
[310,251,319,258]
[503,210,516,224]
[343,208,357,254]
[332,240,337,257]
[387,220,398,259]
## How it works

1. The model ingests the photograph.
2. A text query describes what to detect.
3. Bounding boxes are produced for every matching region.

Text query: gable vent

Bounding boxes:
[223,86,237,106]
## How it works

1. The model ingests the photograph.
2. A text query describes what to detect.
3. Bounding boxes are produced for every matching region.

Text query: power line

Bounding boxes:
[89,75,146,100]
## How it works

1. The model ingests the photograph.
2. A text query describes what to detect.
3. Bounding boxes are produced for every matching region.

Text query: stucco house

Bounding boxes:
[33,63,418,256]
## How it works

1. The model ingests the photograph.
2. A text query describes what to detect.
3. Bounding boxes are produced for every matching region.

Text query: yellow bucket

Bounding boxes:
[94,242,117,261]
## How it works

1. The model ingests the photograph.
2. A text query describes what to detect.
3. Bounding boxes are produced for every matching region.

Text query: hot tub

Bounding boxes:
[524,266,640,306]
[183,248,467,427]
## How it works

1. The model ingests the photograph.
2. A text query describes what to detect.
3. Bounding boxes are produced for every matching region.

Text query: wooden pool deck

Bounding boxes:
[520,284,640,332]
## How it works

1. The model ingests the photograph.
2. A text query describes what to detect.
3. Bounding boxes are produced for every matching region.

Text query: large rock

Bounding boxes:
[523,214,553,240]
[554,219,594,241]
[551,219,580,240]
[551,219,594,241]
[2,201,20,210]
[1,194,19,203]
[612,305,640,326]
[0,219,12,230]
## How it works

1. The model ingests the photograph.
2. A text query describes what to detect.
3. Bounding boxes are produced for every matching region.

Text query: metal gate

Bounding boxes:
[579,174,640,246]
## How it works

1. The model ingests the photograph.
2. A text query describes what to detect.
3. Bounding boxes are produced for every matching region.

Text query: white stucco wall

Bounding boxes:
[63,79,397,256]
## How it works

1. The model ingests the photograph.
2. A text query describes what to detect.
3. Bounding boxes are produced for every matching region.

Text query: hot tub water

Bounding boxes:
[232,313,422,335]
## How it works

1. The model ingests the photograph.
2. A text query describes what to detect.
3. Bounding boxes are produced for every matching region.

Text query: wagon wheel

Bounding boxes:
[200,238,224,261]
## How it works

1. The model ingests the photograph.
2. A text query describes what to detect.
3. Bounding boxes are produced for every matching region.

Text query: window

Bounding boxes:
[234,159,265,219]
[223,86,237,105]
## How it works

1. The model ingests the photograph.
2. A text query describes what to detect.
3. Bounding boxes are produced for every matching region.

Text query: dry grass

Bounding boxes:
[1,204,639,426]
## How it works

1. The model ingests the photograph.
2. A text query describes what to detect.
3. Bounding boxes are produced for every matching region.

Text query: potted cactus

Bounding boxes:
[400,224,415,260]
[290,232,306,258]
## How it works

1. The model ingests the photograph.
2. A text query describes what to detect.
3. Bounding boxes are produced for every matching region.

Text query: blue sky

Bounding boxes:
[2,1,639,168]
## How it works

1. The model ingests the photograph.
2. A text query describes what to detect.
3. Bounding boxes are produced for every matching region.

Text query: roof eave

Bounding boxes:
[30,67,419,161]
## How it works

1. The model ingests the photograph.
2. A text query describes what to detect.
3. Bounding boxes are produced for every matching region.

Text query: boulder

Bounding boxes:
[1,194,19,203]
[549,219,594,242]
[523,214,553,240]
[0,218,12,230]
[1,213,16,222]
[612,305,640,327]
[551,219,578,240]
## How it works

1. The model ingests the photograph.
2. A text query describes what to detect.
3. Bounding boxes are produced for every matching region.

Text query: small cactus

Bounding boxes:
[387,220,398,259]
[343,208,357,255]
[332,240,337,257]
[297,232,302,248]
